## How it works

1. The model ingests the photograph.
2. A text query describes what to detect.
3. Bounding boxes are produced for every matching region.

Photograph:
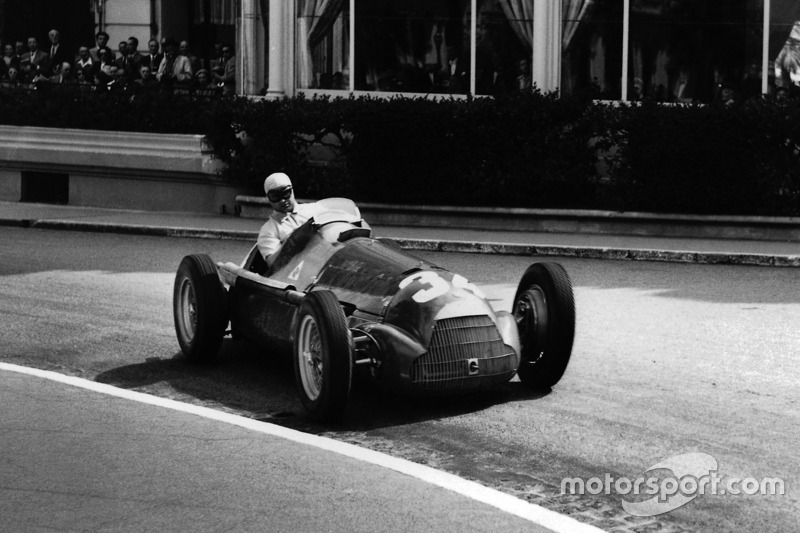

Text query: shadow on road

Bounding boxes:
[94,338,551,434]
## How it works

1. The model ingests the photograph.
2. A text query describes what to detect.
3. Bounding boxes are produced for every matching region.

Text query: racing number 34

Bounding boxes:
[400,272,485,303]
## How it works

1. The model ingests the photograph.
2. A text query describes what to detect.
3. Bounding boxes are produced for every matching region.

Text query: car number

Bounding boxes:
[399,272,484,303]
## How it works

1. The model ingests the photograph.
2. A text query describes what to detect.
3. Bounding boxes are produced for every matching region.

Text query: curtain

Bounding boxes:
[192,0,237,25]
[210,0,237,25]
[192,0,205,25]
[498,0,534,52]
[296,0,345,87]
[562,0,595,50]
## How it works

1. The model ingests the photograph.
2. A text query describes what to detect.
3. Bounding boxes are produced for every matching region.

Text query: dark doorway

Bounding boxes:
[21,171,69,204]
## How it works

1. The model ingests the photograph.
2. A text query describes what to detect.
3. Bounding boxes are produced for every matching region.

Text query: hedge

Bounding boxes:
[2,84,800,216]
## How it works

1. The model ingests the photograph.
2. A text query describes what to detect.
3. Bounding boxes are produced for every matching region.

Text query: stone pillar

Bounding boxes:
[532,0,561,93]
[239,0,259,95]
[265,0,288,97]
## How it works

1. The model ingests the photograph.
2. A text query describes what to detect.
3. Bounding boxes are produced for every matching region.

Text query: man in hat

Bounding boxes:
[257,172,319,265]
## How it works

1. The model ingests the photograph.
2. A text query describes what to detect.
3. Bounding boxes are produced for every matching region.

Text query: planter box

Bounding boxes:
[0,126,245,213]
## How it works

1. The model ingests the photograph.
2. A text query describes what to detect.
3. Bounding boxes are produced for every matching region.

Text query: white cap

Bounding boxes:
[264,172,292,194]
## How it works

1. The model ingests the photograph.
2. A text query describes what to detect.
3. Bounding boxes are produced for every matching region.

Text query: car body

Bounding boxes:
[173,198,575,421]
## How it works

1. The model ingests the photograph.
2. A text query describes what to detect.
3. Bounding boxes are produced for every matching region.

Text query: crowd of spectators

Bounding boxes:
[0,28,236,98]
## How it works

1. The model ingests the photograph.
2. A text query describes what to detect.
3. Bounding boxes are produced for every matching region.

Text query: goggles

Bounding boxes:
[267,186,293,202]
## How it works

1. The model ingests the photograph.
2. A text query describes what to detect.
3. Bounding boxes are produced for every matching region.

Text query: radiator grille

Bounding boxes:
[410,315,516,390]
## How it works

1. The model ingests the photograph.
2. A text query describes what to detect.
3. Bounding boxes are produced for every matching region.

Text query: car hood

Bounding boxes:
[313,238,496,344]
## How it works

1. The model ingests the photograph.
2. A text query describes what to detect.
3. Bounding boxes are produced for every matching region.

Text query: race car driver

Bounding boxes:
[257,172,319,265]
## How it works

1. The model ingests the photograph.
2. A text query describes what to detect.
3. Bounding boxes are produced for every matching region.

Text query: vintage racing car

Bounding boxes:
[173,198,575,422]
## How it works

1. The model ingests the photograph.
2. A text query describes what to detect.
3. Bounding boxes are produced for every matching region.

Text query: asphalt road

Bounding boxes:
[1,227,798,532]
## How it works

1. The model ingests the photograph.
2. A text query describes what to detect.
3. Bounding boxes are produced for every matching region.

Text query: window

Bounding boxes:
[563,0,766,103]
[296,0,350,90]
[295,0,534,96]
[476,0,534,96]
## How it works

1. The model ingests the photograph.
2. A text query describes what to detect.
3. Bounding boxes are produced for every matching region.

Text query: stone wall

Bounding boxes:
[0,126,245,214]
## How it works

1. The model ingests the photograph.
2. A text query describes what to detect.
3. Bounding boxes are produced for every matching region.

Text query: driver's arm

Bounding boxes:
[257,219,282,265]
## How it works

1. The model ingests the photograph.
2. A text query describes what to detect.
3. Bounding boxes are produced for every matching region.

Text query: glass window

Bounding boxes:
[562,0,623,100]
[294,0,537,96]
[476,0,534,96]
[628,0,763,104]
[296,0,350,90]
[353,0,471,94]
[563,0,765,103]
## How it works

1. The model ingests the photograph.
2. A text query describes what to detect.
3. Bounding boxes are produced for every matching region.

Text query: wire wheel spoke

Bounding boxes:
[299,316,324,400]
[180,279,197,339]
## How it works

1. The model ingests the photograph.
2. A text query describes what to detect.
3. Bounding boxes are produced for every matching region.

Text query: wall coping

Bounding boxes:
[234,195,800,227]
[0,125,221,176]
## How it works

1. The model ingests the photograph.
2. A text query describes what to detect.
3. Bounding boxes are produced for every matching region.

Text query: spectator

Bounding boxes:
[157,38,193,85]
[115,40,138,81]
[194,68,212,88]
[107,65,130,91]
[180,40,203,74]
[89,31,110,62]
[115,40,127,60]
[775,86,790,104]
[14,41,25,62]
[49,62,75,84]
[515,58,532,92]
[18,58,34,83]
[719,81,737,106]
[1,66,19,88]
[211,44,235,95]
[2,43,19,78]
[47,29,71,70]
[75,46,94,78]
[75,66,91,86]
[209,42,225,72]
[142,38,163,74]
[93,46,115,85]
[670,69,691,103]
[127,36,143,66]
[134,64,158,88]
[21,37,50,80]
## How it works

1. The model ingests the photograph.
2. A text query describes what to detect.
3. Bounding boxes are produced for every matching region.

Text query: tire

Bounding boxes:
[293,290,353,422]
[173,254,228,363]
[513,262,575,389]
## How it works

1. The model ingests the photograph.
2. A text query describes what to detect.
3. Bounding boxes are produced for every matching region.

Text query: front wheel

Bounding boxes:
[293,290,353,422]
[173,254,228,363]
[513,262,575,389]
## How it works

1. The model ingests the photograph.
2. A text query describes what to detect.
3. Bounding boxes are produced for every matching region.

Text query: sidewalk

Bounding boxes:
[1,201,798,267]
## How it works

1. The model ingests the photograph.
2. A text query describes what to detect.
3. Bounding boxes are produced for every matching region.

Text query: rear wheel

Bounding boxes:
[513,262,575,389]
[293,290,353,422]
[173,254,228,363]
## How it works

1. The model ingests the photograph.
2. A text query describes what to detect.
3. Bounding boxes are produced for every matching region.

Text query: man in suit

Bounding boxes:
[21,37,50,80]
[115,40,139,81]
[126,37,143,69]
[142,39,163,74]
[47,29,71,71]
[89,31,110,62]
[180,40,203,75]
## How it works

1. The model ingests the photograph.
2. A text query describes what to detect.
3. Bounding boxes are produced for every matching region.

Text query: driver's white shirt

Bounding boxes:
[257,202,319,264]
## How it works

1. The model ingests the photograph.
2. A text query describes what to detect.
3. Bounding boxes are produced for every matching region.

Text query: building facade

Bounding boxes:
[2,1,800,103]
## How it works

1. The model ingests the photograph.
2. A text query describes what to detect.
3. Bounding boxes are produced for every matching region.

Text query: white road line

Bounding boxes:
[0,362,604,533]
